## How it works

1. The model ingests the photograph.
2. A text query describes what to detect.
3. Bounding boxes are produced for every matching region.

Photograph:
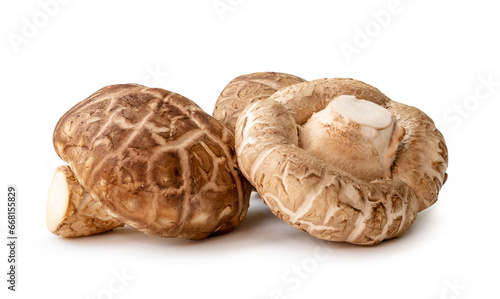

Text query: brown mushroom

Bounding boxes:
[235,78,448,245]
[51,84,252,239]
[47,165,124,237]
[213,72,306,134]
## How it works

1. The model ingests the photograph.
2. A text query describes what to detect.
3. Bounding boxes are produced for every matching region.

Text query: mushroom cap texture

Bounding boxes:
[213,72,306,134]
[53,84,252,239]
[235,78,448,245]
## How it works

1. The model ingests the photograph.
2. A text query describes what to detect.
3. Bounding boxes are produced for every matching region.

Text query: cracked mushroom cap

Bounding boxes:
[213,72,306,134]
[53,84,252,239]
[235,78,448,245]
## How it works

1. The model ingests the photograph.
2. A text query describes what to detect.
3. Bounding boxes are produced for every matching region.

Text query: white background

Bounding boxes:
[1,0,499,298]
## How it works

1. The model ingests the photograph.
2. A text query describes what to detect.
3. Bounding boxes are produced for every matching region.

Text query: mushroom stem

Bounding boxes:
[299,95,405,181]
[47,165,124,237]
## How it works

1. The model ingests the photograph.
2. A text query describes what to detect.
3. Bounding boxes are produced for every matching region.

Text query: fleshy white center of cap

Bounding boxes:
[330,95,392,129]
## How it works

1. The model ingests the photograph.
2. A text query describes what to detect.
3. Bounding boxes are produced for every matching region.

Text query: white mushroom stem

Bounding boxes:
[47,165,124,237]
[299,95,405,181]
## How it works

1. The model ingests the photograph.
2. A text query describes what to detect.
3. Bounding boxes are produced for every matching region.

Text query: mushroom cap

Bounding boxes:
[213,72,306,134]
[53,84,252,239]
[235,78,448,245]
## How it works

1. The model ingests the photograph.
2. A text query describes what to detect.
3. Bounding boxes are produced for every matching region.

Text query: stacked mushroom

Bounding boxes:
[215,73,448,245]
[47,73,448,245]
